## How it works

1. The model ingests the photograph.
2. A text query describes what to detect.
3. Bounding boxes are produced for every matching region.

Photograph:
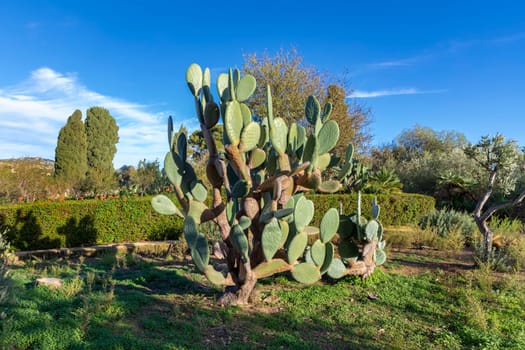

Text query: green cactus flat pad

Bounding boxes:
[253,259,290,279]
[177,132,187,163]
[204,102,220,129]
[164,152,182,186]
[216,73,230,101]
[311,239,326,266]
[321,102,332,121]
[291,262,321,285]
[262,218,283,261]
[365,220,379,241]
[305,96,320,125]
[187,200,207,223]
[345,143,354,163]
[231,180,249,198]
[318,120,339,154]
[151,194,183,217]
[191,234,209,272]
[317,180,342,194]
[235,75,256,102]
[317,153,331,171]
[190,180,207,202]
[230,224,250,263]
[238,216,252,230]
[320,208,339,243]
[279,220,289,247]
[224,101,243,145]
[204,265,231,286]
[327,258,347,279]
[304,226,320,245]
[240,103,252,127]
[294,196,314,232]
[186,63,202,96]
[287,231,308,264]
[320,242,334,274]
[338,239,359,259]
[249,148,266,168]
[372,197,381,220]
[240,122,261,152]
[303,135,319,172]
[271,117,288,154]
[183,216,199,249]
[375,248,387,265]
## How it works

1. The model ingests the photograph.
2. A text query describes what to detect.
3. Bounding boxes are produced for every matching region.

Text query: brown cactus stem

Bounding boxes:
[211,187,231,241]
[347,240,377,278]
[200,123,218,156]
[277,152,291,172]
[224,144,252,187]
[173,184,189,212]
[234,261,257,305]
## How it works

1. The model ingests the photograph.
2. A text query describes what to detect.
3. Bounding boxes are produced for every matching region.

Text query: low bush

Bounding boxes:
[309,193,435,226]
[0,197,182,251]
[473,217,525,272]
[420,209,477,242]
[0,193,434,251]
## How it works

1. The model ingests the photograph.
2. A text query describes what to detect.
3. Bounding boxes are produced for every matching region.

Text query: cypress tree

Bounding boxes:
[85,107,119,193]
[54,110,88,189]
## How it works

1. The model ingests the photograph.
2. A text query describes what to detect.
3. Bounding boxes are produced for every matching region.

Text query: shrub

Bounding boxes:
[0,197,182,250]
[419,209,476,242]
[309,193,435,226]
[0,228,13,322]
[473,216,525,272]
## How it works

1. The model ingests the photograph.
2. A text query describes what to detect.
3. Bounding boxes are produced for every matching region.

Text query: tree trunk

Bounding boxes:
[474,217,493,262]
[218,261,257,305]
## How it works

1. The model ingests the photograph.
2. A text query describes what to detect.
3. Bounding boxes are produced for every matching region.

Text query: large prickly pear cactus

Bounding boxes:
[151,64,386,304]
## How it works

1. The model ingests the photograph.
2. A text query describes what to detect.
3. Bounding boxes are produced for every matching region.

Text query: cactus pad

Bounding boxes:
[262,218,282,261]
[151,194,183,217]
[291,262,321,285]
[320,208,339,243]
[318,120,339,154]
[253,259,290,279]
[287,231,308,263]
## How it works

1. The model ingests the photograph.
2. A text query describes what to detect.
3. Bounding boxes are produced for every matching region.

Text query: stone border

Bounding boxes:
[14,240,180,260]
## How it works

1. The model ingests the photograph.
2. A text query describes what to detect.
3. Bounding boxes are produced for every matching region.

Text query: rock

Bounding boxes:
[36,277,62,288]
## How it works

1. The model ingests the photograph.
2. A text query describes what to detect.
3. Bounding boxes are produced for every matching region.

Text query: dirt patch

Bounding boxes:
[387,248,476,275]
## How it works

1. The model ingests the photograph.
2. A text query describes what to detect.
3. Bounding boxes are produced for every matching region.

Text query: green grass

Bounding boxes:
[1,251,524,349]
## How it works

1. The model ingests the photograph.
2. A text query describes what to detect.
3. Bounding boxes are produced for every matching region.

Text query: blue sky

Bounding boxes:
[1,0,524,167]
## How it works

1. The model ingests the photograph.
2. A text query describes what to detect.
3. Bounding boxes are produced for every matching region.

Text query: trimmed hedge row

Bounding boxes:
[307,193,435,227]
[0,193,434,251]
[0,197,182,251]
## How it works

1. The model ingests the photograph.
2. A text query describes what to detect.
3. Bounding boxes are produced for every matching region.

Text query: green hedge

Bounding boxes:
[0,197,182,251]
[307,193,435,227]
[0,193,434,251]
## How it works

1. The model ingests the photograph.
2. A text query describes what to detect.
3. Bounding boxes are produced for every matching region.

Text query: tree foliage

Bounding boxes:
[325,84,371,156]
[464,134,525,261]
[54,110,88,191]
[243,48,325,125]
[370,125,479,208]
[243,49,371,155]
[85,107,119,193]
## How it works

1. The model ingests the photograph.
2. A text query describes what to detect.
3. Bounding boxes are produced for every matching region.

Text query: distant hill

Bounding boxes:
[0,157,55,174]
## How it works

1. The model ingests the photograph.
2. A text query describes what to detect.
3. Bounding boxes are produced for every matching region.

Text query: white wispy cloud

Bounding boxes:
[0,67,186,167]
[350,88,446,98]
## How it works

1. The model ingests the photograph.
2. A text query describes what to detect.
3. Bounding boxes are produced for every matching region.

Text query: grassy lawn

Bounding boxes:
[1,249,524,349]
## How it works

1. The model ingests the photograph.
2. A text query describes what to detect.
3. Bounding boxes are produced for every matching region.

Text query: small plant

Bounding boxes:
[420,208,476,243]
[151,64,386,304]
[0,228,13,322]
